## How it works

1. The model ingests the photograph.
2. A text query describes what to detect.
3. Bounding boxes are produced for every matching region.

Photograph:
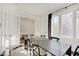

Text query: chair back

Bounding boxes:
[40,35,46,40]
[50,37,60,41]
[30,34,34,39]
[23,35,28,40]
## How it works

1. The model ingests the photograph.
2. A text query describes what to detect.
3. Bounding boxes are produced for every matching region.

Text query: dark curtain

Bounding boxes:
[48,13,52,39]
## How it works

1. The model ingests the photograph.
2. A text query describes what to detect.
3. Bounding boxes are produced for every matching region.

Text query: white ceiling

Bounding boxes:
[0,3,72,19]
[14,3,71,19]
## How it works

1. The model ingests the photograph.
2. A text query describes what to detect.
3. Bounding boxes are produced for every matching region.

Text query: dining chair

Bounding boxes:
[73,46,79,56]
[50,37,60,41]
[41,35,46,38]
[29,34,35,56]
[23,35,30,49]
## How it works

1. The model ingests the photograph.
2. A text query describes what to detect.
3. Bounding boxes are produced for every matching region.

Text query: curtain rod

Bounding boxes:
[51,3,77,14]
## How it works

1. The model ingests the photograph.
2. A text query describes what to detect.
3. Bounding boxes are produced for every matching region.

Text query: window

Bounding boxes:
[61,12,73,37]
[49,12,73,39]
[51,15,60,37]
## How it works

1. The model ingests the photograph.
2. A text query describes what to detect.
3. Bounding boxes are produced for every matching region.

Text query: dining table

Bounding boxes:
[30,37,71,56]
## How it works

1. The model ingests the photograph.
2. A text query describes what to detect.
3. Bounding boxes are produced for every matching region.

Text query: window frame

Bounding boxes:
[48,9,77,39]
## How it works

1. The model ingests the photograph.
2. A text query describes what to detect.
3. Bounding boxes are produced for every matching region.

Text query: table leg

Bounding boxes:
[66,46,71,56]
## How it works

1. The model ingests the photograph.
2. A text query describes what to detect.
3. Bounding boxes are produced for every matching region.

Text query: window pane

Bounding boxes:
[61,12,73,37]
[51,15,60,37]
[76,11,79,39]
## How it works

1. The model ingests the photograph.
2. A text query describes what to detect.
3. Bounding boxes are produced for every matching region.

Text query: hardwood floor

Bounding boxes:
[11,46,30,56]
[4,39,32,56]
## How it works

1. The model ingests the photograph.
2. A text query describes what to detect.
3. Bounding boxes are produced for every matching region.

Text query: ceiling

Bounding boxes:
[0,3,72,19]
[15,3,71,19]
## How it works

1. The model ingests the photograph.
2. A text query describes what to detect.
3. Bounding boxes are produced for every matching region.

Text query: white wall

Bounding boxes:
[35,14,48,38]
[20,17,35,38]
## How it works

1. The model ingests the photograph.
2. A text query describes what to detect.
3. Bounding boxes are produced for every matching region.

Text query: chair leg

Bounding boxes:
[38,45,40,56]
[30,48,31,56]
[73,46,79,56]
[66,46,71,56]
[9,49,11,56]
